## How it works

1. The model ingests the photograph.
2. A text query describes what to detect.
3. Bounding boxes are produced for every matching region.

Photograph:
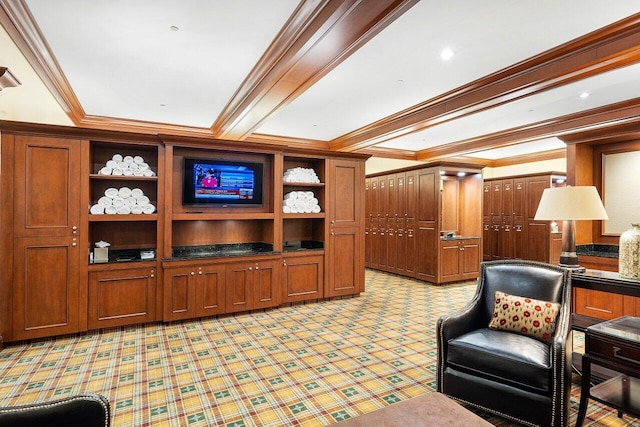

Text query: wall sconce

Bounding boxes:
[0,67,21,90]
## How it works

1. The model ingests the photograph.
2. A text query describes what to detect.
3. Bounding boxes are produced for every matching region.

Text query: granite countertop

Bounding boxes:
[576,244,619,259]
[441,235,481,241]
[171,242,276,260]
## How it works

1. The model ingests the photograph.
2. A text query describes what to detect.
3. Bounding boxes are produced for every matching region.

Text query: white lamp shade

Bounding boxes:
[534,186,609,221]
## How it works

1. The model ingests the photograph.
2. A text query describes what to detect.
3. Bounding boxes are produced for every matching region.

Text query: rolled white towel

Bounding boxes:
[123,169,134,176]
[142,169,155,177]
[133,155,144,164]
[131,188,144,198]
[112,198,125,208]
[133,170,144,177]
[112,153,123,162]
[282,205,291,213]
[105,205,118,215]
[138,163,149,171]
[104,188,119,198]
[284,192,298,200]
[128,162,139,170]
[303,206,312,213]
[309,197,318,206]
[136,195,150,206]
[98,196,112,207]
[142,204,156,214]
[90,204,105,214]
[117,205,131,215]
[124,155,134,164]
[305,191,314,198]
[283,198,295,207]
[118,187,132,199]
[130,205,144,214]
[311,205,321,213]
[125,197,137,206]
[290,206,299,213]
[99,166,112,175]
[117,161,128,170]
[106,160,118,169]
[112,168,124,176]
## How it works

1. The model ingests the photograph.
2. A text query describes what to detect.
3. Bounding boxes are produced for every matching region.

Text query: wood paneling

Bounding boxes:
[282,254,323,303]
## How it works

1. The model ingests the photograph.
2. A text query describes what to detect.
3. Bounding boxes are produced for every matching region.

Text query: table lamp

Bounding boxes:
[534,186,608,271]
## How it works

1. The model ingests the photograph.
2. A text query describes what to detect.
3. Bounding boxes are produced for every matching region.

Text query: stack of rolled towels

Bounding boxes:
[90,187,156,215]
[283,167,320,183]
[97,153,156,177]
[282,191,321,213]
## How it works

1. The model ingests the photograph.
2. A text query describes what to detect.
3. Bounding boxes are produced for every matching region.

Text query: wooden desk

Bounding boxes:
[576,316,640,426]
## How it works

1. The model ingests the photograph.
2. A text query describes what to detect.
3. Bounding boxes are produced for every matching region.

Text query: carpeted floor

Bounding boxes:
[0,269,638,426]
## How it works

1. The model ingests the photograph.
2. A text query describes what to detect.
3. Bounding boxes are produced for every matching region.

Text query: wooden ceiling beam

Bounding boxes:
[211,0,419,140]
[331,13,640,152]
[415,97,640,162]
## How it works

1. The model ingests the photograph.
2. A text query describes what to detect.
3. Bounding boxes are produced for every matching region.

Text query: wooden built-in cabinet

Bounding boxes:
[0,122,367,345]
[10,135,84,341]
[88,263,157,329]
[482,172,565,263]
[366,164,482,284]
[439,238,481,283]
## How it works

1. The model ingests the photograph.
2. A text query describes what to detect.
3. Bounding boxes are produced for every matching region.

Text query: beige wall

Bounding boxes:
[0,26,73,126]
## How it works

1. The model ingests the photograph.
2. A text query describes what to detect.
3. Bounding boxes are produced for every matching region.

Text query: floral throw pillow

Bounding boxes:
[488,291,561,343]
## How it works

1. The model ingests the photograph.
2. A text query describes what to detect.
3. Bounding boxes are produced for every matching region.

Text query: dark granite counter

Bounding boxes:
[577,244,619,259]
[283,240,324,252]
[441,235,481,241]
[171,242,275,260]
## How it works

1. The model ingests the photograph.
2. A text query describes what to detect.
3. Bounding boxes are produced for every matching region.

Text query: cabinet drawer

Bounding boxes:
[588,334,640,368]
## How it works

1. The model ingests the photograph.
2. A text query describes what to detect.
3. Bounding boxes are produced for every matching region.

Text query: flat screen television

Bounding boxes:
[182,157,264,206]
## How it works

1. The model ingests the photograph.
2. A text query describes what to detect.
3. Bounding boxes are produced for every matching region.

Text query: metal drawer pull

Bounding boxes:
[613,346,639,365]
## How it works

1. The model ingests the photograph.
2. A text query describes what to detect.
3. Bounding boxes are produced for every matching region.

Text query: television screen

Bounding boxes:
[183,158,264,206]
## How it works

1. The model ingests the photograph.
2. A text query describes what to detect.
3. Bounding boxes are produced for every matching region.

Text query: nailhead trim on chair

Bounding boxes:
[0,394,110,427]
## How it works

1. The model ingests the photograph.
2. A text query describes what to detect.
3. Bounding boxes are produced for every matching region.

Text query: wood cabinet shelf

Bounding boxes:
[172,212,274,221]
[89,214,158,222]
[89,174,158,182]
[283,182,325,187]
[283,213,325,219]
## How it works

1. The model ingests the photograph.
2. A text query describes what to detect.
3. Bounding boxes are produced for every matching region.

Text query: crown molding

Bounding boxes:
[330,12,640,152]
[211,0,418,140]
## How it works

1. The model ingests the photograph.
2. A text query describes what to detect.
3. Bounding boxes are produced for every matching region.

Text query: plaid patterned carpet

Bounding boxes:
[0,269,638,426]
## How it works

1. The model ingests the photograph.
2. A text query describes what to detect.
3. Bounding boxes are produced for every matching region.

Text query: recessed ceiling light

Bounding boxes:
[440,48,454,61]
[457,172,466,177]
[170,26,179,31]
[160,104,166,107]
[579,92,590,99]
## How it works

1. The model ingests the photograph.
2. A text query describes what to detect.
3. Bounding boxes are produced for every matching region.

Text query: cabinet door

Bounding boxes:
[282,254,324,303]
[574,288,624,321]
[88,265,156,329]
[14,136,81,238]
[461,240,481,280]
[253,259,280,309]
[12,236,80,340]
[163,266,196,321]
[440,241,461,282]
[416,169,438,282]
[327,159,364,297]
[196,264,226,317]
[225,261,254,313]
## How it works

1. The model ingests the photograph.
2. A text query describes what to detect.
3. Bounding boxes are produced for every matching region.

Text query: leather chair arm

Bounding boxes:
[0,394,110,427]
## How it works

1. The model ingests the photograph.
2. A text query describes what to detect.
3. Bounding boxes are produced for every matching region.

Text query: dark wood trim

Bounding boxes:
[245,133,331,151]
[211,0,418,140]
[358,146,418,161]
[331,13,640,153]
[416,97,640,162]
[488,148,566,168]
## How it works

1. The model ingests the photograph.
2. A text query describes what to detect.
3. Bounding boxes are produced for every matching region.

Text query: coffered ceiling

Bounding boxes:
[2,0,640,166]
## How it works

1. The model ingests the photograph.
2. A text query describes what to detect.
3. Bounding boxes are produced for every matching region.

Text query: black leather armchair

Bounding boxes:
[437,260,572,427]
[0,394,110,427]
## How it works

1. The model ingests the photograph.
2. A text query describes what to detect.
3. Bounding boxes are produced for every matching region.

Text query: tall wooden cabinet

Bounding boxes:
[0,122,368,345]
[10,135,84,341]
[365,163,482,284]
[482,172,565,263]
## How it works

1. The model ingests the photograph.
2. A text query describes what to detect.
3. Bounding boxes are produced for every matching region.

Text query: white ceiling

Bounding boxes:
[3,0,640,161]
